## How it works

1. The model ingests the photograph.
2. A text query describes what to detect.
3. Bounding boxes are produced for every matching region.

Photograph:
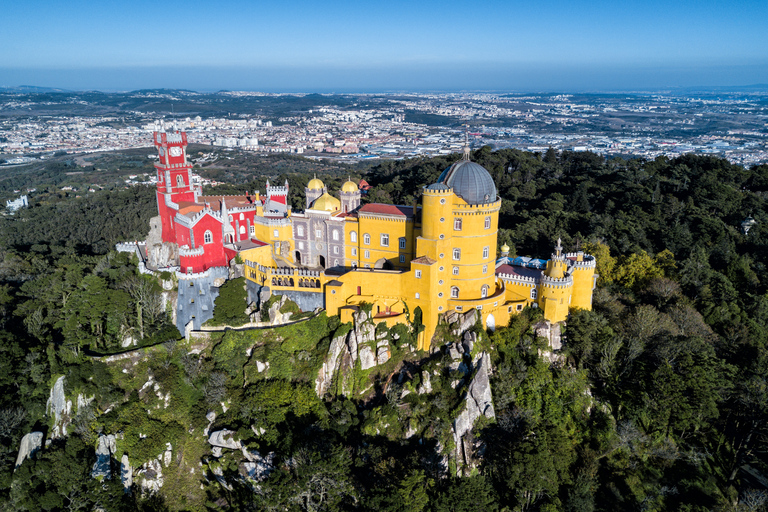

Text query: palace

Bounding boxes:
[152,130,596,349]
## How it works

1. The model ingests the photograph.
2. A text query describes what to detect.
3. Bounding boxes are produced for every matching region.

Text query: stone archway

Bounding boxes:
[374,258,393,270]
[486,313,496,332]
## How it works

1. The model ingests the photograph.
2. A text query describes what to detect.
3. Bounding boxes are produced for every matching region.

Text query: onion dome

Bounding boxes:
[436,151,497,205]
[341,178,358,193]
[307,175,325,191]
[311,193,341,212]
[501,243,510,253]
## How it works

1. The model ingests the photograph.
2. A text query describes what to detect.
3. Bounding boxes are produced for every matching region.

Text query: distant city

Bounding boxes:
[1,89,767,166]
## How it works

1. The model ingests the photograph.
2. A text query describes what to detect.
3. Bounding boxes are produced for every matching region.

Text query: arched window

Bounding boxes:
[453,266,459,275]
[176,175,184,188]
[485,216,491,229]
[531,288,538,300]
[481,285,489,298]
[239,225,246,234]
[363,233,371,245]
[332,230,339,241]
[451,286,459,298]
[350,231,357,243]
[228,215,233,222]
[239,213,245,220]
[452,248,461,260]
[454,218,462,231]
[204,230,213,244]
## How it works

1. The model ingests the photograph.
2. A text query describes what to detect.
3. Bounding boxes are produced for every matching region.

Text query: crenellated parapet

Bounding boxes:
[496,272,539,285]
[179,245,205,257]
[540,273,574,289]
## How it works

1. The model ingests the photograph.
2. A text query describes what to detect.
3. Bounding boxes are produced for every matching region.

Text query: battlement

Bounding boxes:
[179,245,205,257]
[497,272,538,285]
[540,274,574,288]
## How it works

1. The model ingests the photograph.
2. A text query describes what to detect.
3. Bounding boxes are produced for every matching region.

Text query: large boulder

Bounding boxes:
[208,430,242,451]
[47,376,72,439]
[315,332,351,396]
[452,352,495,475]
[121,454,132,493]
[92,434,117,479]
[14,432,43,470]
[359,345,376,370]
[240,449,275,482]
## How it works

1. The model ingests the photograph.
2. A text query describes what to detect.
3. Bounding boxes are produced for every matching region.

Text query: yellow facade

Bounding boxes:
[242,155,597,351]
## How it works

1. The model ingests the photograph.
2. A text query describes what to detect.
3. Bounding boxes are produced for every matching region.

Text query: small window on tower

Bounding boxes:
[483,246,489,259]
[485,216,491,229]
[177,175,184,188]
[350,231,357,243]
[204,230,213,244]
[297,225,304,236]
[454,218,462,231]
[399,237,406,249]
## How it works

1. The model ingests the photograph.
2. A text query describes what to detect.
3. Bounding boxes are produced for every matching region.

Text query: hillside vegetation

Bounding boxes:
[0,149,765,511]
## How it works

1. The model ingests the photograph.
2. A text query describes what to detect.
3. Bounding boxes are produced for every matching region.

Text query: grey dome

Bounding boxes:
[437,160,497,205]
[425,182,451,191]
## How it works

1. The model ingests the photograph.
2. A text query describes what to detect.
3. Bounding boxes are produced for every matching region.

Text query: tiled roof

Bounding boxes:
[496,264,541,279]
[359,204,414,217]
[412,256,437,265]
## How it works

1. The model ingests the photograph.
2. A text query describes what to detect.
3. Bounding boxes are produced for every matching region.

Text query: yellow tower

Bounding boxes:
[538,239,572,323]
[567,250,597,310]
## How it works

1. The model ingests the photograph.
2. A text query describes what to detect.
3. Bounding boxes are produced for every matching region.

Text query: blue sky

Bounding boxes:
[1,0,767,91]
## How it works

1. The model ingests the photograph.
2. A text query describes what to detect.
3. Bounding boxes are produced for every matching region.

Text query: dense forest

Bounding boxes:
[0,148,766,511]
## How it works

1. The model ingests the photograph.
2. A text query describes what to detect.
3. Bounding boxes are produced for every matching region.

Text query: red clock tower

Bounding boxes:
[154,131,196,243]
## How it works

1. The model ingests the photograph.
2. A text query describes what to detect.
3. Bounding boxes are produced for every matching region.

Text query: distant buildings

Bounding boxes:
[5,195,28,213]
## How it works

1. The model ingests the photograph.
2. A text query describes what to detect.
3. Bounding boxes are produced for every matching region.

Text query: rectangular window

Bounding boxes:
[381,233,389,247]
[399,255,405,263]
[297,225,304,236]
[483,246,489,259]
[453,266,459,276]
[332,230,339,241]
[456,306,463,311]
[364,250,370,259]
[484,216,491,229]
[415,270,422,278]
[298,241,304,250]
[315,229,322,239]
[273,229,279,237]
[483,265,488,274]
[333,246,339,255]
[453,248,461,260]
[454,218,462,230]
[351,248,357,256]
[399,237,406,249]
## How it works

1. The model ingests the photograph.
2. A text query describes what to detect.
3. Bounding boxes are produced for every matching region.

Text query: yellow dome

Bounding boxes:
[311,193,341,212]
[501,243,510,253]
[307,176,325,190]
[341,179,358,193]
